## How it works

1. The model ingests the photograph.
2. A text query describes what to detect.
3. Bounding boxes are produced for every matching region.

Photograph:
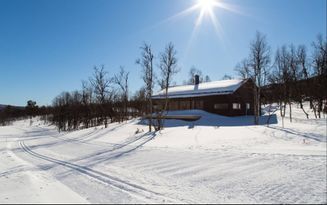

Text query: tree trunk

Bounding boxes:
[104,117,108,128]
[253,85,259,125]
[289,101,292,123]
[149,98,153,132]
[266,103,272,127]
[299,101,309,119]
[318,99,322,119]
[279,101,285,128]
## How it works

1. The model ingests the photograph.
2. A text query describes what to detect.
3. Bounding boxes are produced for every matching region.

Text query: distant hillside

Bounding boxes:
[0,104,25,111]
[261,75,327,103]
[0,104,7,110]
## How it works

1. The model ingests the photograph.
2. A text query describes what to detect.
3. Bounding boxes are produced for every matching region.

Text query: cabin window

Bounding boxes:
[214,103,228,109]
[246,103,250,110]
[232,103,241,110]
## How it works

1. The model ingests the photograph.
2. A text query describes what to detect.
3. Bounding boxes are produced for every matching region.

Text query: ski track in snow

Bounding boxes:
[18,140,182,204]
[0,106,326,204]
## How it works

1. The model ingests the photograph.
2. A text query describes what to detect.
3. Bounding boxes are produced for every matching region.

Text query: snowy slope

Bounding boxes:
[0,126,88,203]
[0,103,326,203]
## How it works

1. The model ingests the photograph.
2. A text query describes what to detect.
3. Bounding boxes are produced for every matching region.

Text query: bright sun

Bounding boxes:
[156,0,243,48]
[198,0,216,14]
[194,0,220,27]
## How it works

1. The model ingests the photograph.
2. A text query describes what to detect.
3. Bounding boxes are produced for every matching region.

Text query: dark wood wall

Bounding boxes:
[153,80,255,116]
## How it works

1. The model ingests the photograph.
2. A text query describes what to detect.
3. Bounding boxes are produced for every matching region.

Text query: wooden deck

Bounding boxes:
[145,115,201,121]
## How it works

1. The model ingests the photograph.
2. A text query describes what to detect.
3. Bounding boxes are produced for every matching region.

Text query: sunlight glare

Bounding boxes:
[198,0,216,15]
[150,0,245,60]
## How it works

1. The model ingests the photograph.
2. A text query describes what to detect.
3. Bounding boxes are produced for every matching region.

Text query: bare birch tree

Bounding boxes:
[157,42,179,130]
[269,46,291,128]
[235,32,270,125]
[249,31,271,125]
[311,34,327,118]
[89,65,112,128]
[114,66,130,122]
[296,45,310,119]
[235,59,251,79]
[136,43,155,132]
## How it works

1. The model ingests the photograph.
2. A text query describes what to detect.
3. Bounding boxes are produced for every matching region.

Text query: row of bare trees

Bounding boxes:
[0,105,26,126]
[0,101,52,126]
[5,33,323,130]
[50,66,131,132]
[136,42,180,131]
[235,32,326,125]
[48,42,179,132]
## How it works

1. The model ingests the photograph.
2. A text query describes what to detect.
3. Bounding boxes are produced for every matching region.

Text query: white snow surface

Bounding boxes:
[152,79,245,99]
[0,103,326,204]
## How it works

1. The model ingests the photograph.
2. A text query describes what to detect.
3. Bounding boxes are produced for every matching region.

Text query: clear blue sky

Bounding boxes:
[0,0,326,106]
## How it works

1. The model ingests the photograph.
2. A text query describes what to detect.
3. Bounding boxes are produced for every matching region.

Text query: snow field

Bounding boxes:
[0,103,326,203]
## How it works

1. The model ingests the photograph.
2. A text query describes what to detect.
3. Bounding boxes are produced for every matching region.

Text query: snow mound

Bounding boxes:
[140,109,278,127]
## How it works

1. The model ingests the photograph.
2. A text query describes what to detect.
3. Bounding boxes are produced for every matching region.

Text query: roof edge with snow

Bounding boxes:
[152,78,250,99]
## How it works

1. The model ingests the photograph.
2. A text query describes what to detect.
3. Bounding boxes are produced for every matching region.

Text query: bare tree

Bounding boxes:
[269,46,291,128]
[26,100,37,126]
[82,80,93,105]
[158,79,165,90]
[235,32,270,125]
[296,45,310,119]
[136,43,155,132]
[130,87,147,117]
[248,31,271,125]
[221,74,233,80]
[235,59,251,79]
[81,80,93,128]
[287,44,300,122]
[89,65,112,128]
[312,34,327,77]
[157,42,179,130]
[311,34,327,118]
[114,66,130,122]
[188,66,203,84]
[204,75,211,82]
[183,66,212,85]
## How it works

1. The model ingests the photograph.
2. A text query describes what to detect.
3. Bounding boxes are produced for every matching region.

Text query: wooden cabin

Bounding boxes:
[152,76,255,116]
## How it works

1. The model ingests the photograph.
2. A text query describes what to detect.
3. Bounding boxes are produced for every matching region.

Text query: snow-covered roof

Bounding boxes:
[152,79,248,99]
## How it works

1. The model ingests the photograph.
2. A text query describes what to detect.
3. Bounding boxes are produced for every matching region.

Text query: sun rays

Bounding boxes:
[154,0,243,31]
[137,0,246,61]
[169,0,244,60]
[192,0,242,41]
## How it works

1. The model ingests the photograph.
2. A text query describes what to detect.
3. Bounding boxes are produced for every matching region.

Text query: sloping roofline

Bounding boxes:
[152,78,251,99]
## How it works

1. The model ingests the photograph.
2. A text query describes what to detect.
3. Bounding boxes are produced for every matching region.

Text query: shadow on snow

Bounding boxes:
[138,110,278,128]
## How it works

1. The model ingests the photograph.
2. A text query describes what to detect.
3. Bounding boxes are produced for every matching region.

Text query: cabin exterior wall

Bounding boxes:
[153,80,255,116]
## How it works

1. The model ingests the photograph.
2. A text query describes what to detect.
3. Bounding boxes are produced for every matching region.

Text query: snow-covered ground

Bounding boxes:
[0,104,326,203]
